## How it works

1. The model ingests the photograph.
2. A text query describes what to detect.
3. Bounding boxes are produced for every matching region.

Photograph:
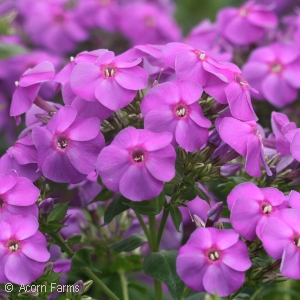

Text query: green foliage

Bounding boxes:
[109,233,147,253]
[89,188,115,204]
[170,205,182,232]
[0,43,27,59]
[71,249,99,272]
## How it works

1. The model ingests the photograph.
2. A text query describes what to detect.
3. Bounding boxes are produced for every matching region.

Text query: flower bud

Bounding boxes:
[207,202,223,224]
[193,214,205,228]
[74,280,84,296]
[43,262,54,275]
[39,198,54,215]
[220,163,243,177]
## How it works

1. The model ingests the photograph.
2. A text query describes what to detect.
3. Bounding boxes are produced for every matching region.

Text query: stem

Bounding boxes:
[181,286,190,299]
[84,267,120,300]
[154,279,164,300]
[48,231,120,300]
[118,270,129,300]
[148,215,157,251]
[154,205,170,252]
[136,213,149,241]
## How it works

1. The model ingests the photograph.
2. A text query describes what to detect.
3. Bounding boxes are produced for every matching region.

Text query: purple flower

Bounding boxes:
[0,215,50,284]
[141,80,211,152]
[260,209,300,279]
[287,190,300,210]
[97,127,176,201]
[243,43,300,107]
[204,63,258,121]
[162,42,231,87]
[10,61,55,122]
[0,170,39,221]
[70,51,148,111]
[218,117,271,177]
[217,1,278,45]
[228,182,286,240]
[176,227,251,296]
[119,2,181,45]
[32,106,104,184]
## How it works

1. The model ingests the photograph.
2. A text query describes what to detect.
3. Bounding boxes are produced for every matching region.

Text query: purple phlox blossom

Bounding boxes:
[283,127,300,164]
[177,227,251,296]
[10,61,55,124]
[242,43,300,107]
[119,2,181,46]
[0,215,50,284]
[227,182,286,241]
[204,62,258,121]
[220,163,243,177]
[185,19,233,62]
[260,208,300,279]
[32,105,104,184]
[70,51,148,111]
[216,0,278,46]
[60,208,88,239]
[0,135,41,182]
[23,1,88,54]
[76,0,119,32]
[218,116,272,177]
[68,171,103,211]
[116,44,174,82]
[141,80,211,152]
[0,169,39,221]
[287,190,300,211]
[162,42,232,87]
[97,127,176,201]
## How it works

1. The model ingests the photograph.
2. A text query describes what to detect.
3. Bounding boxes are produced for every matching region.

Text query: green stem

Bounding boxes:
[148,215,157,251]
[136,213,150,241]
[154,278,164,300]
[154,204,170,252]
[48,232,120,300]
[118,270,129,300]
[181,286,190,299]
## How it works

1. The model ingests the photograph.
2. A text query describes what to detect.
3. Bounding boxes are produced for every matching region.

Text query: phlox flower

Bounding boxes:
[141,80,211,152]
[0,215,50,284]
[97,127,176,201]
[227,182,286,240]
[176,227,251,297]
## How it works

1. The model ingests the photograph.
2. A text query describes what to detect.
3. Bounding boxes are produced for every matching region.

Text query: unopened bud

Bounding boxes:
[220,163,243,177]
[206,202,223,227]
[83,280,93,294]
[74,280,84,296]
[39,198,54,215]
[251,267,263,279]
[193,214,205,228]
[43,262,54,275]
[266,166,277,182]
[152,79,158,87]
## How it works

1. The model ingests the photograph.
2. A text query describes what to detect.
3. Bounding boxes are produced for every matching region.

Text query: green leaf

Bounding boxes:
[89,188,115,204]
[126,192,165,216]
[179,185,197,201]
[109,233,147,253]
[48,202,69,222]
[109,254,143,272]
[101,194,130,227]
[71,248,99,272]
[164,171,182,196]
[66,234,82,247]
[170,205,182,232]
[193,184,210,201]
[143,250,185,300]
[0,43,28,59]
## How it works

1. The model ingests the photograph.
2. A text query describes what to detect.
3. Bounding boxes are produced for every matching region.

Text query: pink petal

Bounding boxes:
[4,177,39,206]
[145,145,175,181]
[186,227,212,250]
[248,10,278,28]
[119,165,163,201]
[188,102,211,128]
[288,190,300,211]
[114,58,142,68]
[65,117,100,141]
[262,74,297,107]
[289,132,300,162]
[97,146,131,192]
[174,80,203,104]
[0,170,18,195]
[95,78,136,111]
[138,130,173,151]
[21,231,50,262]
[283,62,300,88]
[5,252,45,285]
[20,61,55,87]
[203,75,228,104]
[111,127,139,149]
[9,215,39,240]
[222,240,251,271]
[95,51,114,66]
[260,187,285,206]
[0,220,11,241]
[281,243,300,279]
[211,228,239,249]
[115,66,148,90]
[245,135,262,177]
[70,62,101,101]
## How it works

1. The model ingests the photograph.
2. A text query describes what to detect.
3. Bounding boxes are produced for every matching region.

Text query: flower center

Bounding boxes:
[132,148,145,163]
[261,202,272,214]
[270,62,283,74]
[294,236,300,248]
[145,16,156,28]
[0,196,4,208]
[254,127,262,141]
[56,136,68,150]
[238,6,250,17]
[175,104,187,118]
[104,66,115,78]
[207,249,220,261]
[7,240,20,253]
[235,74,248,88]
